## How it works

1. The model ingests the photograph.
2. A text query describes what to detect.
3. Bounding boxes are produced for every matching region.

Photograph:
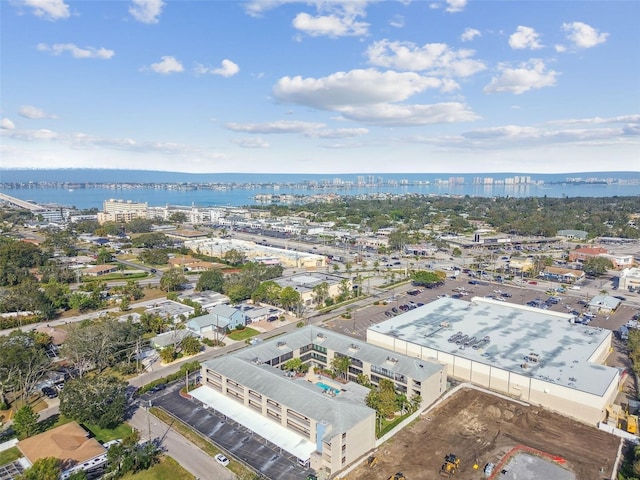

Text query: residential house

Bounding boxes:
[151,329,197,349]
[18,422,107,479]
[83,264,118,277]
[145,300,194,323]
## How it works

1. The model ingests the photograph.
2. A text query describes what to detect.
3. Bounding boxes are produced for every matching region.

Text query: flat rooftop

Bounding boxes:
[367,297,618,397]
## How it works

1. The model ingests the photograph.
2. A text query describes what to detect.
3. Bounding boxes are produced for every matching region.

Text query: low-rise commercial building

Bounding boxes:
[191,326,446,476]
[367,297,619,425]
[619,267,640,291]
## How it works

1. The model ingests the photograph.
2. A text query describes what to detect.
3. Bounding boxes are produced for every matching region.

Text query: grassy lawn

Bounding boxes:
[0,447,21,466]
[86,421,134,443]
[120,456,194,480]
[227,327,260,341]
[38,414,131,443]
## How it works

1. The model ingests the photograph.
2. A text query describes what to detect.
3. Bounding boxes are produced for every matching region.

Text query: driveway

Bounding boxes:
[144,384,315,480]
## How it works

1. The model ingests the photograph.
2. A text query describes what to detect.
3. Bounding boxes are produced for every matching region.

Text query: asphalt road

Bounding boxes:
[128,402,235,480]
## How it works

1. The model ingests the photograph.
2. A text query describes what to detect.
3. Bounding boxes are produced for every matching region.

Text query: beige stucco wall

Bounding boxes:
[366,329,618,425]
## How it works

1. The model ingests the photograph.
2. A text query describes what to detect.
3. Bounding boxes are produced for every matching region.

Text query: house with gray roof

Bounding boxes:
[191,326,445,477]
[587,294,621,314]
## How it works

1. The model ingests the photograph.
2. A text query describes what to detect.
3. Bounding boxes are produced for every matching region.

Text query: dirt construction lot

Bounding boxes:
[346,388,619,480]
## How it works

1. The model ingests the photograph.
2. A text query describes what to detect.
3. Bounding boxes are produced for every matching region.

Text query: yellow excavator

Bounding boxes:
[387,472,407,480]
[440,453,460,477]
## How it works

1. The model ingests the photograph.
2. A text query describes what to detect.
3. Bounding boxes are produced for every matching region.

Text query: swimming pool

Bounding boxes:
[316,382,341,395]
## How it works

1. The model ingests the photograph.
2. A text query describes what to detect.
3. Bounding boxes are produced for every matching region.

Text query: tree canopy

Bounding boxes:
[59,375,128,428]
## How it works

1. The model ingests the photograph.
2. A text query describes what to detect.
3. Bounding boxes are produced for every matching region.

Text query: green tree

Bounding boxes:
[251,280,282,305]
[59,375,128,429]
[180,336,201,356]
[62,319,142,376]
[279,286,301,312]
[131,233,169,248]
[13,405,40,438]
[168,212,188,224]
[311,282,329,307]
[160,268,187,292]
[223,248,246,266]
[284,358,303,372]
[196,269,225,292]
[18,457,61,480]
[160,346,177,363]
[96,248,113,264]
[583,256,613,277]
[331,355,351,381]
[0,331,51,403]
[411,270,442,287]
[137,248,169,265]
[125,217,154,233]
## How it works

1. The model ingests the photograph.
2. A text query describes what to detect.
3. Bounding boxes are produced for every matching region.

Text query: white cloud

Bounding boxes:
[19,105,58,119]
[461,28,481,42]
[274,69,443,110]
[226,120,326,134]
[195,59,240,77]
[365,40,486,77]
[292,11,368,38]
[231,137,269,148]
[37,42,115,59]
[546,114,640,126]
[226,121,369,139]
[273,69,479,126]
[14,0,70,20]
[1,128,59,141]
[554,44,567,53]
[1,127,227,160]
[1,118,16,130]
[129,0,165,24]
[484,59,558,95]
[562,21,608,49]
[389,15,405,28]
[243,0,299,18]
[508,26,543,50]
[148,56,183,74]
[213,59,240,77]
[305,128,369,139]
[338,102,479,126]
[445,0,467,13]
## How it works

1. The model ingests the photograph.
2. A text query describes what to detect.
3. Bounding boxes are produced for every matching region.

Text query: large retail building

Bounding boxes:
[367,297,620,425]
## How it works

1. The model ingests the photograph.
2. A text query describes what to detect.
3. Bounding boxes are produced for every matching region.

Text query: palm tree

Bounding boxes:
[331,355,351,381]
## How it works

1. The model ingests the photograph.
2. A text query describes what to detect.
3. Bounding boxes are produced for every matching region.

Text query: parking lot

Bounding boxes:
[143,385,314,480]
[325,273,639,339]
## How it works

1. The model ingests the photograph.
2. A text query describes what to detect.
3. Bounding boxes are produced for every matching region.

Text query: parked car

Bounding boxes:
[149,384,166,393]
[215,454,230,467]
[484,462,495,476]
[41,386,57,399]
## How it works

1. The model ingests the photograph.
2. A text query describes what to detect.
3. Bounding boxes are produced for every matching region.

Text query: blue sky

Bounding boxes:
[1,0,638,174]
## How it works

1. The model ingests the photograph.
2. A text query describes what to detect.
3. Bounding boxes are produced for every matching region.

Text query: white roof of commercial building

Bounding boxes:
[189,385,316,461]
[368,297,618,397]
[274,273,344,293]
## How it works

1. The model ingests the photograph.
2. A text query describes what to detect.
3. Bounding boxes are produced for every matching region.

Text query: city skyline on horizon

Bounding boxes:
[1,0,639,174]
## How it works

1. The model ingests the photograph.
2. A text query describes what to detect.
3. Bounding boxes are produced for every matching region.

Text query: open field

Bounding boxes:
[346,388,619,480]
